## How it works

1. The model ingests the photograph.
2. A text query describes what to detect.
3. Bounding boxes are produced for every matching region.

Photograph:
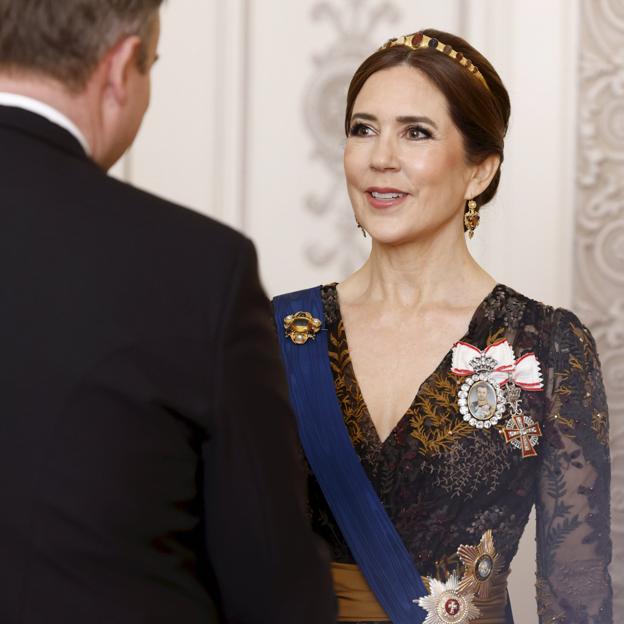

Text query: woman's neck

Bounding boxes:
[338,228,496,310]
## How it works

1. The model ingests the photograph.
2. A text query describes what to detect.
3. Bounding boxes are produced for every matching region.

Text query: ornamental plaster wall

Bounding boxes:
[573,1,624,620]
[113,1,622,621]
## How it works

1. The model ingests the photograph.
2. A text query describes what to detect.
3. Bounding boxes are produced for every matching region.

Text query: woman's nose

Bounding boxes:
[369,136,400,171]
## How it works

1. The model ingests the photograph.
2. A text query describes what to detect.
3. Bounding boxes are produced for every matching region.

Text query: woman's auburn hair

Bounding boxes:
[344,28,511,209]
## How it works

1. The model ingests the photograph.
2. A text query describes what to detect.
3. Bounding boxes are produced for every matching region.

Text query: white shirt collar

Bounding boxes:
[0,92,92,156]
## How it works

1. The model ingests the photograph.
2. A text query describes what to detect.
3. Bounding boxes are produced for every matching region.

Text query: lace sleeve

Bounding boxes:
[536,308,612,623]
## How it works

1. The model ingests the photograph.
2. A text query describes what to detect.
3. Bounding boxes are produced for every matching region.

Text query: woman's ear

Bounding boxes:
[465,154,501,201]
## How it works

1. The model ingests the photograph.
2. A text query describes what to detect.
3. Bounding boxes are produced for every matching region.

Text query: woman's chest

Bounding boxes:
[336,318,549,497]
[357,367,547,504]
[345,315,478,442]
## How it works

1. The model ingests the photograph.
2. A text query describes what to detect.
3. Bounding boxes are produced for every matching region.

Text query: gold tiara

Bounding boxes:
[380,32,490,91]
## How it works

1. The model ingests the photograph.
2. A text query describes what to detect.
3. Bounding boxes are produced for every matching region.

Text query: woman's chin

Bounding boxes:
[366,224,433,247]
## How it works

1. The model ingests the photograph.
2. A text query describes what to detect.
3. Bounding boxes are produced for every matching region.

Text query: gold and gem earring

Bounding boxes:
[464,199,480,239]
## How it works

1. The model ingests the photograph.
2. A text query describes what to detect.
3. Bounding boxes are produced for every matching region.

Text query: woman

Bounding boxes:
[273,29,612,623]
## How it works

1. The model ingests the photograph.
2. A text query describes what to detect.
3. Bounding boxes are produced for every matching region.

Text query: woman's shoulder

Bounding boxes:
[492,284,591,335]
[486,283,553,320]
[493,284,599,370]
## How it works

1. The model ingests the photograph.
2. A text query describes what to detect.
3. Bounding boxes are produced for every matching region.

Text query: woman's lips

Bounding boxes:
[365,187,408,209]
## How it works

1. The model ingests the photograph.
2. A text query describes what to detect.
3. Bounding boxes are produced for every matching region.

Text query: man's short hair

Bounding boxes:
[0,0,163,91]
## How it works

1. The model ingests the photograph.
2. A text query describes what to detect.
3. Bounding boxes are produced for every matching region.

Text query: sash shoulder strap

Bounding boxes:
[273,286,427,624]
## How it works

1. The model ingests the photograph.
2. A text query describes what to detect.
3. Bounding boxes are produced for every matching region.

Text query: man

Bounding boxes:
[0,2,334,622]
[470,384,496,420]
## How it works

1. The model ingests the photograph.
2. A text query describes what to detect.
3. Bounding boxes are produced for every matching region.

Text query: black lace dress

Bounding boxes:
[305,284,612,623]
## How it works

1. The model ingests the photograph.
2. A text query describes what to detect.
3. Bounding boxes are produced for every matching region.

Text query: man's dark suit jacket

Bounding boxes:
[0,106,334,623]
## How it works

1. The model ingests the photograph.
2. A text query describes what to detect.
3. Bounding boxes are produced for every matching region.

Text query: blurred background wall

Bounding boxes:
[111,0,623,621]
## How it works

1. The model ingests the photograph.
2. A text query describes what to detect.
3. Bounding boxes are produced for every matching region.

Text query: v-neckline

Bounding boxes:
[328,282,505,448]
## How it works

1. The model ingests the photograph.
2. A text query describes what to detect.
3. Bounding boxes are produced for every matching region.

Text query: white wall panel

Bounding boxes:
[463,0,579,310]
[573,1,624,619]
[125,0,220,217]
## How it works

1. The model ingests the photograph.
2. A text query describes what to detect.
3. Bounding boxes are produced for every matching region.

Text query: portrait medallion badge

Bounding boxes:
[451,340,513,429]
[451,340,544,442]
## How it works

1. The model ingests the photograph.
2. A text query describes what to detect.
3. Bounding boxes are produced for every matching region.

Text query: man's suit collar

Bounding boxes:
[0,105,93,163]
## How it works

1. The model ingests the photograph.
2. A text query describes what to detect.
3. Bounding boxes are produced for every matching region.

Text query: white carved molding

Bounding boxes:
[301,0,400,275]
[573,0,624,619]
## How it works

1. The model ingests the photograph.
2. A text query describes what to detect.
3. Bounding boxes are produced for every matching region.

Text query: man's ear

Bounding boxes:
[104,35,143,105]
[465,154,501,201]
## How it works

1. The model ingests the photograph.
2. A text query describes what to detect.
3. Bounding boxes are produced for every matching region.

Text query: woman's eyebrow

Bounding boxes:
[396,115,437,128]
[351,112,438,129]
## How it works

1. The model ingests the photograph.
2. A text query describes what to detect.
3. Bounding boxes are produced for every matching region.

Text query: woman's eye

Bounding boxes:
[349,123,374,137]
[407,125,432,140]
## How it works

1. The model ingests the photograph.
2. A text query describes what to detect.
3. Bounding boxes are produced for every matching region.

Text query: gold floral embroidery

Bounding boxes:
[570,322,594,363]
[591,410,609,446]
[553,369,574,400]
[547,393,576,440]
[329,324,366,445]
[409,372,473,457]
[486,326,506,346]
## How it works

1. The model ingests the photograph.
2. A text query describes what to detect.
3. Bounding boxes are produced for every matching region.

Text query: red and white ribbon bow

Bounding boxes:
[451,339,543,390]
[511,352,544,390]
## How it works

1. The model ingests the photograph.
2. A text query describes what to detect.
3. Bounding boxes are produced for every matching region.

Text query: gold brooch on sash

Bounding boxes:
[416,571,480,624]
[283,311,322,345]
[457,529,502,599]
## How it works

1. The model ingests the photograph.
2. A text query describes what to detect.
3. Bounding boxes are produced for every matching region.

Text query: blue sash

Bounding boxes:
[273,287,427,623]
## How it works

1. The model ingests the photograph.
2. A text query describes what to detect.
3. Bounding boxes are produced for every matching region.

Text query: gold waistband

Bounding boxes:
[332,562,389,622]
[331,562,510,623]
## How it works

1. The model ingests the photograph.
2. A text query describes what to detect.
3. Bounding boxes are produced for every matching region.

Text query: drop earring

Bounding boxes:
[356,220,367,238]
[464,199,480,239]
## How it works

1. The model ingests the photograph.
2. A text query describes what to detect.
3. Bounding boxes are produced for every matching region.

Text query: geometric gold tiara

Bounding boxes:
[380,32,490,91]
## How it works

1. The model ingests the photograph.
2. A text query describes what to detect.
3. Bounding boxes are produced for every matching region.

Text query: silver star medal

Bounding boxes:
[415,572,480,624]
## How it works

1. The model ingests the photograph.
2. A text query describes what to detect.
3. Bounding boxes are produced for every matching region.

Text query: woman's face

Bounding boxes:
[344,64,478,245]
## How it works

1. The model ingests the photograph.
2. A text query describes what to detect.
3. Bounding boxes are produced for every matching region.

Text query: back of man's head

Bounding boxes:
[0,0,163,92]
[0,0,164,170]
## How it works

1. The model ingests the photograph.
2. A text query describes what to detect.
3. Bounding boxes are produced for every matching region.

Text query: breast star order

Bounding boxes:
[415,571,480,624]
[457,529,502,599]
